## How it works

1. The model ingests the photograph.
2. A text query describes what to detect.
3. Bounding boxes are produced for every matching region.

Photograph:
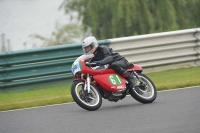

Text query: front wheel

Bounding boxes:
[129,73,157,104]
[71,80,102,111]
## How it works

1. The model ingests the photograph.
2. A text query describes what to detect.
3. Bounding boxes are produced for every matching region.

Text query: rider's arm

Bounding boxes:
[100,46,113,65]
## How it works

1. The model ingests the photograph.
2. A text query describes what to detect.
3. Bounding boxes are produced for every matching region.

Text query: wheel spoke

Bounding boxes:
[75,82,100,107]
[134,75,155,99]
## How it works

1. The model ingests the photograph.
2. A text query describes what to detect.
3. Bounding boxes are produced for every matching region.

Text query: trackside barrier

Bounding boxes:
[109,28,200,72]
[0,40,110,89]
[0,28,199,89]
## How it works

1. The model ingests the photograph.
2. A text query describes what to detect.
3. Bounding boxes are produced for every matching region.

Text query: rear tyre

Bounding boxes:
[71,80,102,111]
[129,73,157,104]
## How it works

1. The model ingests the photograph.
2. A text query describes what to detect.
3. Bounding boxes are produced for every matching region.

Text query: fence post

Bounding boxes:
[194,28,200,66]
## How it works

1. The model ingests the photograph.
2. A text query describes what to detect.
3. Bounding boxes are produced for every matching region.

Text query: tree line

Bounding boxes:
[61,0,200,40]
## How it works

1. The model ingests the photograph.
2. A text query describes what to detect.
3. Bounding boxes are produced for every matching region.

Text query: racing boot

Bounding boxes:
[122,72,135,88]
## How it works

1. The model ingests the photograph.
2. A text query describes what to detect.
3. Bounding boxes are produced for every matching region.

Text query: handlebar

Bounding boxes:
[85,62,99,67]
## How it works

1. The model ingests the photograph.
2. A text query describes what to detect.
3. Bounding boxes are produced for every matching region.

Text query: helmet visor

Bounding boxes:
[85,45,92,53]
[82,43,94,54]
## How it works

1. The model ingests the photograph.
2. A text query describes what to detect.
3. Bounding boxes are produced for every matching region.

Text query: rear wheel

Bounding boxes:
[71,80,102,111]
[129,73,157,103]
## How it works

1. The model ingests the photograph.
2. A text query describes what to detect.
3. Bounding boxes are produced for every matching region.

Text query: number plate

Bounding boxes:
[108,74,122,85]
[71,62,81,75]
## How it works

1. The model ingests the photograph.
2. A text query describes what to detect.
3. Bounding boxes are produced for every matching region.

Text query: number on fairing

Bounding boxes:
[116,75,121,84]
[110,76,116,84]
[109,74,122,85]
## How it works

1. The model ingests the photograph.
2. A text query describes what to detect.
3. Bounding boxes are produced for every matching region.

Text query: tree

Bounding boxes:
[30,23,84,46]
[60,0,200,40]
[0,33,11,52]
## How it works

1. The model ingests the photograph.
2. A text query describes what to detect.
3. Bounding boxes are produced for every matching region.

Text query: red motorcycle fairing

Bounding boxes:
[79,59,143,92]
[127,64,143,72]
[93,74,126,92]
[81,60,115,75]
[81,59,142,75]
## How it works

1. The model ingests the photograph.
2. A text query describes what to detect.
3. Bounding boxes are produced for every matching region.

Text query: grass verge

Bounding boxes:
[146,66,200,90]
[0,66,199,111]
[0,85,74,111]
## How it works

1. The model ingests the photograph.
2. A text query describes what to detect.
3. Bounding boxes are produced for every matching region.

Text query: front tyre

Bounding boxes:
[129,73,157,104]
[71,80,102,111]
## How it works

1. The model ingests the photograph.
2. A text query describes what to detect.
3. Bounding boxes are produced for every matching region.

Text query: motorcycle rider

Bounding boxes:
[82,36,135,88]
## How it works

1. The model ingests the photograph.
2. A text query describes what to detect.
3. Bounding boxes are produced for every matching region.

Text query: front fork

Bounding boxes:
[132,71,147,91]
[131,71,145,87]
[83,74,91,93]
[133,71,142,82]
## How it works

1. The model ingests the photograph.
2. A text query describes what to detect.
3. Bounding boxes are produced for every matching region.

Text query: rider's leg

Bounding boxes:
[119,68,135,88]
[109,61,135,88]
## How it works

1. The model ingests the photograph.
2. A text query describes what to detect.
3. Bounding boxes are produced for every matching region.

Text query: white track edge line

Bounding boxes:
[0,85,199,113]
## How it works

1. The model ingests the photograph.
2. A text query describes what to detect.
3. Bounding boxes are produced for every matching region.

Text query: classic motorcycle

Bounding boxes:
[71,54,157,111]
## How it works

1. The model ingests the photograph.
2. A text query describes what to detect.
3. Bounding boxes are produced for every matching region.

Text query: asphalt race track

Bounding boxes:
[0,86,200,133]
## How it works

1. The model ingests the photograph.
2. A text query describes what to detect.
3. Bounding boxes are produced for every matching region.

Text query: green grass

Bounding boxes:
[0,85,74,111]
[0,66,200,111]
[146,66,200,90]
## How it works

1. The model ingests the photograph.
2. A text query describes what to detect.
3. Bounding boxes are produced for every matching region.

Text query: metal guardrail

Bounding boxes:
[0,41,110,89]
[109,28,200,72]
[0,28,199,89]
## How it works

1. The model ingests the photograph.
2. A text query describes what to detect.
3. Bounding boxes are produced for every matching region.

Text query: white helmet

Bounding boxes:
[82,36,99,55]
